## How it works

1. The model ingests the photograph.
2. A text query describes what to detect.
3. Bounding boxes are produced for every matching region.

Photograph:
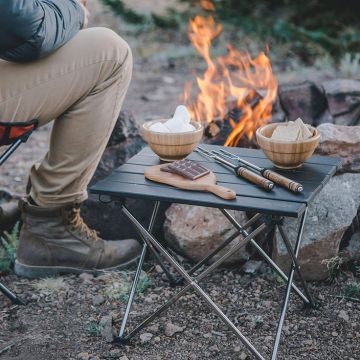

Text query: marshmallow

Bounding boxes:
[149,122,170,133]
[164,105,191,132]
[172,105,191,124]
[149,105,195,133]
[181,123,196,132]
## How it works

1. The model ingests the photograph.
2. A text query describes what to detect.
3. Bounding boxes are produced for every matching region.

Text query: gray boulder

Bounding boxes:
[316,123,360,173]
[273,173,360,281]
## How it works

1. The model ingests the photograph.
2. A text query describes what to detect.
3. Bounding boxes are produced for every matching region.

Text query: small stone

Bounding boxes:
[148,324,159,333]
[338,310,350,322]
[332,331,338,337]
[303,339,313,346]
[242,260,263,274]
[209,345,219,352]
[265,336,273,343]
[77,353,90,360]
[119,356,129,360]
[140,332,153,343]
[240,353,249,360]
[92,294,105,306]
[79,273,94,282]
[109,349,121,356]
[164,322,185,337]
[99,315,113,343]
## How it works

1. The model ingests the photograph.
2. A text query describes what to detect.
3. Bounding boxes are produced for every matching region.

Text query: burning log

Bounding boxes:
[203,91,264,148]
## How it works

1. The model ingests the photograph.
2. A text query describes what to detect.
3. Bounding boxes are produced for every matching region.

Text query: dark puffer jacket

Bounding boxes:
[0,0,84,62]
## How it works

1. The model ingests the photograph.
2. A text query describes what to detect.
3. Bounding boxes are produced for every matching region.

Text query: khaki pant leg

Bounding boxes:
[0,27,133,206]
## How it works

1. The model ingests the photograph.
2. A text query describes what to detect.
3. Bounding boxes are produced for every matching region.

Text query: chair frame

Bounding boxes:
[0,120,37,305]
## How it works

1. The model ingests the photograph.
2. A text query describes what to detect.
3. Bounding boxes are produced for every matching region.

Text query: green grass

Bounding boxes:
[104,271,151,302]
[85,323,103,337]
[344,283,360,300]
[0,222,19,273]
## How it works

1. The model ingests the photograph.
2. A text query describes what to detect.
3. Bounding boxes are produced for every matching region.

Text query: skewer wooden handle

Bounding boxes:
[261,169,303,193]
[236,167,274,191]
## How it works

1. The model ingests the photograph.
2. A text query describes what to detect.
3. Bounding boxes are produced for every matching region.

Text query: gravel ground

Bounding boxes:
[1,263,360,359]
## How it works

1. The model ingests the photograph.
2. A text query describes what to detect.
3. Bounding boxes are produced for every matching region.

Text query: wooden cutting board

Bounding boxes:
[144,164,236,200]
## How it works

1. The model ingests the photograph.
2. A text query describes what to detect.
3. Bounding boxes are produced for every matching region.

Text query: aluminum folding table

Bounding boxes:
[90,144,340,359]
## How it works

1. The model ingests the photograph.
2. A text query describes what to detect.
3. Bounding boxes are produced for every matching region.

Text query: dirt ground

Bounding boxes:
[1,1,359,359]
[1,265,360,360]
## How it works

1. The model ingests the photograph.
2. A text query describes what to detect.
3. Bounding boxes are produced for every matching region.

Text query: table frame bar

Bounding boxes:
[115,200,315,360]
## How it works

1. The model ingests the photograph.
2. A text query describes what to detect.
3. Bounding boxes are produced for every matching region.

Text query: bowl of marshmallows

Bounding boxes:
[141,105,203,162]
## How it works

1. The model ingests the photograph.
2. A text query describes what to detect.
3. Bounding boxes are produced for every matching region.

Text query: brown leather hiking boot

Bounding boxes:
[14,198,141,278]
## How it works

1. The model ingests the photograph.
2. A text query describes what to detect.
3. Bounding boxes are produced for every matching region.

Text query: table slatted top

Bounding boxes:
[90,145,341,218]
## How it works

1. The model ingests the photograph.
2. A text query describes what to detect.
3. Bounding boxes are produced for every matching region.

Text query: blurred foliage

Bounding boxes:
[184,0,360,60]
[102,0,360,62]
[100,0,147,24]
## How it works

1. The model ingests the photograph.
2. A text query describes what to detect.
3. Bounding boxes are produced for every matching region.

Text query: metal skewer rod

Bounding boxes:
[195,147,274,191]
[217,149,304,193]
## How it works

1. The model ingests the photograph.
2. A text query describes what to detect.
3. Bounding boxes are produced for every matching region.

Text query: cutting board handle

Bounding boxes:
[206,184,236,200]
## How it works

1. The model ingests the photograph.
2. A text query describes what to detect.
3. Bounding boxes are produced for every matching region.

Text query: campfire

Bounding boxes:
[182,1,278,147]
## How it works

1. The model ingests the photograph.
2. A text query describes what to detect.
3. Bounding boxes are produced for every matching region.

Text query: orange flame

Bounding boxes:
[183,3,278,147]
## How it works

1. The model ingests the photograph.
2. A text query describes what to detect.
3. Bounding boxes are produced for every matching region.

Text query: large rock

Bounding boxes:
[273,173,360,281]
[322,79,360,126]
[316,123,360,173]
[341,205,360,262]
[164,205,250,264]
[278,81,331,126]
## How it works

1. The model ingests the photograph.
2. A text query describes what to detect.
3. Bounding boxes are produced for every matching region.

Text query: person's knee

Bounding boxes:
[90,27,132,67]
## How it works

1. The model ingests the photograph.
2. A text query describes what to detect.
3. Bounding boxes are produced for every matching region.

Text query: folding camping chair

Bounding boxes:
[0,119,38,305]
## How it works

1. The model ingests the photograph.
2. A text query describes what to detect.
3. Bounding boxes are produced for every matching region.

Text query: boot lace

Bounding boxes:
[66,206,99,241]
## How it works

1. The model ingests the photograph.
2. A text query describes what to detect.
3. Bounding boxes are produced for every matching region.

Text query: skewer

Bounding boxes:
[217,149,303,193]
[195,147,274,191]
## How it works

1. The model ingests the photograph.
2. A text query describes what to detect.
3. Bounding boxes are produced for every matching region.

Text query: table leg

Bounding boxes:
[220,209,311,305]
[118,201,176,340]
[271,207,308,360]
[277,224,315,307]
[121,204,268,359]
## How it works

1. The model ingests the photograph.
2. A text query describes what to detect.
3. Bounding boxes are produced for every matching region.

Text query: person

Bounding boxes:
[0,0,141,278]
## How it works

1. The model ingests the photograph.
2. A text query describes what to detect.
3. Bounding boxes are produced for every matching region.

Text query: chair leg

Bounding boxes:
[0,281,26,305]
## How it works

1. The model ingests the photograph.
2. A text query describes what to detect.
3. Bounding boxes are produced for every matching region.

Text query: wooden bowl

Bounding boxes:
[256,123,320,169]
[141,119,204,161]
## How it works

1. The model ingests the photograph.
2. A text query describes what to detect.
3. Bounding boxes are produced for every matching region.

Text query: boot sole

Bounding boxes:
[14,256,140,279]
